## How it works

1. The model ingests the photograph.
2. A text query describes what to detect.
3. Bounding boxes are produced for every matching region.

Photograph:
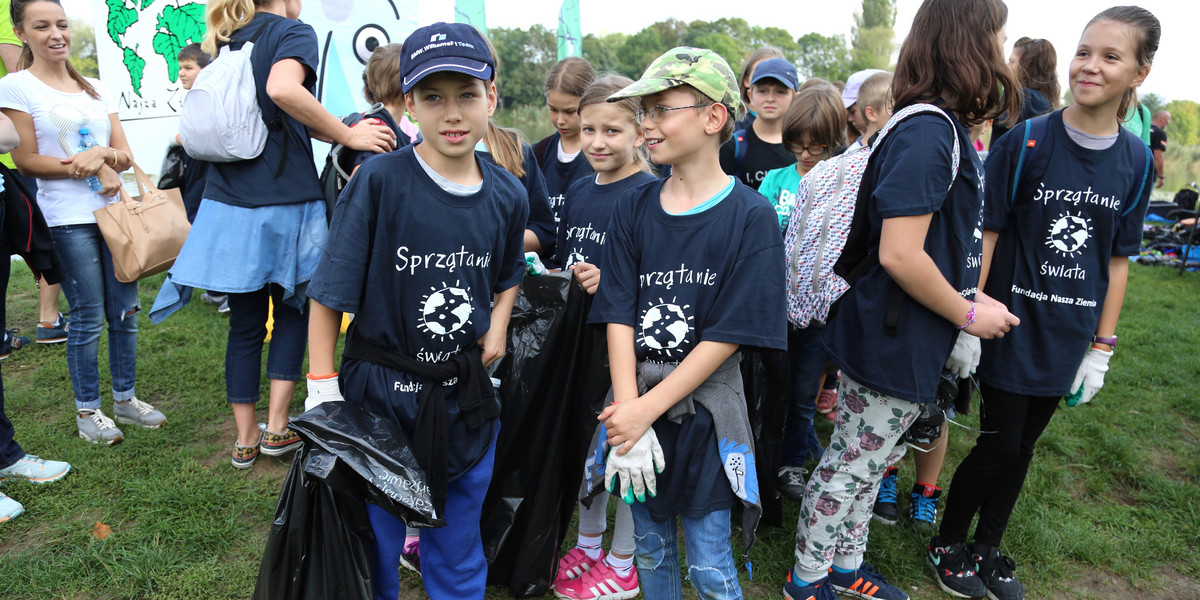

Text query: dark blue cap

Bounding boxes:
[750,57,799,91]
[400,22,494,93]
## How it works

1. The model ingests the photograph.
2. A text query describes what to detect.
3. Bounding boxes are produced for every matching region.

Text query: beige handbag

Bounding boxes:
[93,163,191,283]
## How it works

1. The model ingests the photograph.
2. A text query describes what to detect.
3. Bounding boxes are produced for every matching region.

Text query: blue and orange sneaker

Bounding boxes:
[829,563,908,600]
[784,571,841,600]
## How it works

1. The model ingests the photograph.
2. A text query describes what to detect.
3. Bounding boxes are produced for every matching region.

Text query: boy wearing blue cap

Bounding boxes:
[719,57,799,190]
[303,22,528,600]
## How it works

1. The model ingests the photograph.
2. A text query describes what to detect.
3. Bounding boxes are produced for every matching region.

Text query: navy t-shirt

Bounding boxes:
[589,179,788,361]
[479,143,556,254]
[340,110,413,172]
[590,179,785,518]
[550,171,659,270]
[977,110,1152,396]
[203,13,323,207]
[309,145,528,357]
[534,132,594,227]
[718,125,795,190]
[821,111,985,405]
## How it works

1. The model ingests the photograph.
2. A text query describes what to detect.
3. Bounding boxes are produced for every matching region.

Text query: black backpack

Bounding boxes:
[319,103,387,223]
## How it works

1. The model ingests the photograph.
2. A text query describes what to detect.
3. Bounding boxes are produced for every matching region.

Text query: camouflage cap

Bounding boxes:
[607,46,741,112]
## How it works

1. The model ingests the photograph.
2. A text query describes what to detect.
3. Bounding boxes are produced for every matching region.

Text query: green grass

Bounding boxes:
[1,262,1198,599]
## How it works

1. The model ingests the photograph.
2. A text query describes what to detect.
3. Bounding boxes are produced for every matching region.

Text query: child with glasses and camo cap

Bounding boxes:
[583,47,787,600]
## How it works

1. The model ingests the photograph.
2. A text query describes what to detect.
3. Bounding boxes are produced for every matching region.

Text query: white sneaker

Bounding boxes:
[0,455,71,483]
[114,398,167,429]
[77,409,124,445]
[0,492,24,522]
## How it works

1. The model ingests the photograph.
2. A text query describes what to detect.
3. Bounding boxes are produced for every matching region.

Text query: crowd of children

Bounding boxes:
[0,1,1163,600]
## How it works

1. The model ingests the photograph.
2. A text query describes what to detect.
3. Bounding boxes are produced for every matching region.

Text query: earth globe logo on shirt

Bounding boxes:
[418,282,473,341]
[638,298,694,360]
[1045,212,1093,258]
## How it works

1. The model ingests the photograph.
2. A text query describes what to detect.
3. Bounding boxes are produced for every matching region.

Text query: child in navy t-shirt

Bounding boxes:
[535,57,597,228]
[936,9,1158,597]
[718,58,798,190]
[550,74,658,600]
[585,47,786,600]
[304,23,527,600]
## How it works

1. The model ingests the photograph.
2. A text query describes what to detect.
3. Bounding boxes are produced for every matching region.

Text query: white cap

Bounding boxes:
[842,69,888,108]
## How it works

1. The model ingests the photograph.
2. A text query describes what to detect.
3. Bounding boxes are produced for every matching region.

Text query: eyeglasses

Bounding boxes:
[787,143,829,156]
[635,103,712,124]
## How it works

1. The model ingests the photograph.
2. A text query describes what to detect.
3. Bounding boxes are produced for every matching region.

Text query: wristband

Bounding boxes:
[306,372,338,380]
[1091,335,1117,348]
[955,300,976,330]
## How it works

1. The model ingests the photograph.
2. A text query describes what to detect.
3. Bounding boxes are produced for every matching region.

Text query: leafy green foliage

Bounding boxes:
[851,0,896,71]
[105,0,137,46]
[795,32,853,82]
[123,46,145,95]
[1142,92,1166,115]
[1165,99,1200,146]
[68,17,99,78]
[152,4,206,82]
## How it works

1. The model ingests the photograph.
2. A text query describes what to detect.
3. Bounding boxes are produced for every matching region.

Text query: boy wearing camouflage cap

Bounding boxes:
[583,47,787,599]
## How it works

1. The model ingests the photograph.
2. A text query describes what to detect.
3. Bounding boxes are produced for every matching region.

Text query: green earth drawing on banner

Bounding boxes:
[105,0,206,96]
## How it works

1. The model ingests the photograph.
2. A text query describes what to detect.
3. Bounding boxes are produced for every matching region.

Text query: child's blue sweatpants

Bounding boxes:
[366,432,497,600]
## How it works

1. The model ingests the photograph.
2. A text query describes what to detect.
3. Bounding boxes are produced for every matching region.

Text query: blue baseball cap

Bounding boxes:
[750,58,799,91]
[400,22,494,93]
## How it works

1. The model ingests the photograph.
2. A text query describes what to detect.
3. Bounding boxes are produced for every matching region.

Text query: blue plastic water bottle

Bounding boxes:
[78,127,104,193]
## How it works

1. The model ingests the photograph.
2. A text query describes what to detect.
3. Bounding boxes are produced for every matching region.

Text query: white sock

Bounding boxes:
[577,533,603,560]
[605,552,634,577]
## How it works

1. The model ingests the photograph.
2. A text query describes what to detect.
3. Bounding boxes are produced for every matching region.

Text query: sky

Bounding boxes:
[61,0,1198,103]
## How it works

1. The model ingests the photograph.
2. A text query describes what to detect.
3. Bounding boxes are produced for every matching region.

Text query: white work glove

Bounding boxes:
[1066,347,1112,407]
[304,374,345,411]
[605,428,666,505]
[944,332,981,379]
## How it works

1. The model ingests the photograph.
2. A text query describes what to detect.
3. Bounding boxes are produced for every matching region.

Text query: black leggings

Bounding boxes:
[939,383,1059,547]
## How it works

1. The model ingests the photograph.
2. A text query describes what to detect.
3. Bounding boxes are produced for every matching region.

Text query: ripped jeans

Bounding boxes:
[51,224,138,410]
[629,503,742,600]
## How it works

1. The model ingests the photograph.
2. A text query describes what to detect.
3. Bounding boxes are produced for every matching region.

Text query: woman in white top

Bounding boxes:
[0,0,166,445]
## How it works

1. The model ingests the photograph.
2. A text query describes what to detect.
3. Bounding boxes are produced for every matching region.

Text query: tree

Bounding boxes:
[582,33,625,75]
[794,32,852,82]
[490,25,556,108]
[70,17,99,78]
[851,0,896,71]
[1141,93,1166,116]
[1164,99,1199,146]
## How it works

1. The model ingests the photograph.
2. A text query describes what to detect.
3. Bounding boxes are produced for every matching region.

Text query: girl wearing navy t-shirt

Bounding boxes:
[784,1,1021,599]
[150,0,395,469]
[534,57,596,228]
[551,74,657,600]
[934,8,1157,600]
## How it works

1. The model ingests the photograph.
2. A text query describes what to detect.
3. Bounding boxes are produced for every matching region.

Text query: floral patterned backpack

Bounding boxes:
[783,103,960,327]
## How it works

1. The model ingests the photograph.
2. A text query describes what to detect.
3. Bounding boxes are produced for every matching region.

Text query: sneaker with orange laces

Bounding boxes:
[553,559,639,600]
[555,547,603,586]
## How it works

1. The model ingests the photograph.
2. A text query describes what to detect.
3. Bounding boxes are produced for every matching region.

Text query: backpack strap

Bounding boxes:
[1009,114,1051,207]
[330,103,388,181]
[1123,133,1152,218]
[732,129,747,182]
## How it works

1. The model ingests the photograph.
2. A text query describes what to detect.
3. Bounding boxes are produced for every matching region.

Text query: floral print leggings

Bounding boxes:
[793,374,920,578]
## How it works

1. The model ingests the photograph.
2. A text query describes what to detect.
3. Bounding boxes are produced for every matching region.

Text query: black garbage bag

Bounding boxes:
[158,145,185,189]
[482,273,611,598]
[740,350,789,527]
[253,401,439,600]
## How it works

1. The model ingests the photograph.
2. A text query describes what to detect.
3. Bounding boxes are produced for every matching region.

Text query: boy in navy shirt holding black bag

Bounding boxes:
[585,47,787,599]
[302,23,527,600]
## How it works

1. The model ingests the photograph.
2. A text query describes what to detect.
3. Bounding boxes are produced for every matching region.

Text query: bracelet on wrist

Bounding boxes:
[1091,335,1117,348]
[107,148,118,167]
[306,372,337,380]
[955,300,976,330]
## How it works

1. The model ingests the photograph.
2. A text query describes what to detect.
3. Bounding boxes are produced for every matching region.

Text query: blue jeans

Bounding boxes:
[1,251,26,468]
[782,326,826,467]
[630,503,743,600]
[51,224,138,410]
[225,285,307,403]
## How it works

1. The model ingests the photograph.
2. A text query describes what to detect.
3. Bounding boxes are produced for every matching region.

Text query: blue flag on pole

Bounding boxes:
[557,0,582,59]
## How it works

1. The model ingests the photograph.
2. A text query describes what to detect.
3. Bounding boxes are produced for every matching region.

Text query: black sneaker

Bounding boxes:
[872,467,899,525]
[971,545,1024,600]
[778,465,809,502]
[908,483,941,530]
[927,536,987,599]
